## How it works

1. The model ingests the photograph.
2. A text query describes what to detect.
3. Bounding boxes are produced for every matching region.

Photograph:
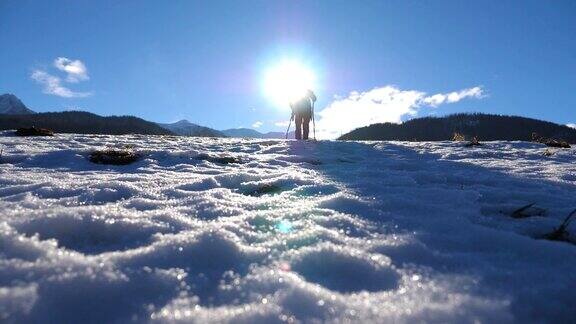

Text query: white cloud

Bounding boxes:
[315,85,484,139]
[422,86,484,107]
[252,121,263,128]
[31,57,92,98]
[54,57,89,83]
[567,123,576,129]
[31,70,92,98]
[274,120,290,127]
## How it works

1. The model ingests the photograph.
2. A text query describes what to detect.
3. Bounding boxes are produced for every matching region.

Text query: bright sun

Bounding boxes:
[263,60,316,108]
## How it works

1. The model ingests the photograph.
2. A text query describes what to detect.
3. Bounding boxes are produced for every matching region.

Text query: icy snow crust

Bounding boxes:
[1,132,575,323]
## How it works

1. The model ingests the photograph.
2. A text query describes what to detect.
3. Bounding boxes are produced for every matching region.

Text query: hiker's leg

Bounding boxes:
[303,116,310,140]
[294,115,302,140]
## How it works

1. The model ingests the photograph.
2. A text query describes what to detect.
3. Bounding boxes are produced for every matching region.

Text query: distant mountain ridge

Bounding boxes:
[221,128,262,138]
[0,94,35,114]
[158,120,226,137]
[222,128,295,139]
[340,113,576,143]
[0,94,221,136]
[0,111,173,135]
[0,94,298,138]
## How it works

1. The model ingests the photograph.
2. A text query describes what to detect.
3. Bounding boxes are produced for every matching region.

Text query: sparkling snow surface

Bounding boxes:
[1,133,575,323]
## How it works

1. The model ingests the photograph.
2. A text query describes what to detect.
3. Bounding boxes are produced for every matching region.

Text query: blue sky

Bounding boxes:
[1,0,575,136]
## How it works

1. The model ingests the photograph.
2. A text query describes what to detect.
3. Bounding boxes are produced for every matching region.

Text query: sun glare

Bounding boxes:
[263,60,316,108]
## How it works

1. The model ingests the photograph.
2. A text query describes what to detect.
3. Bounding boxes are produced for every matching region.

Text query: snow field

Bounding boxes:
[0,133,575,323]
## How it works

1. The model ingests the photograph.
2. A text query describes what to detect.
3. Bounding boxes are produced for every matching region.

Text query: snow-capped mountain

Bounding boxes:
[158,119,226,137]
[0,94,35,114]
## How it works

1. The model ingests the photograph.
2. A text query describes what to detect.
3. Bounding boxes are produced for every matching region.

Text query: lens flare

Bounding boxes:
[276,219,293,234]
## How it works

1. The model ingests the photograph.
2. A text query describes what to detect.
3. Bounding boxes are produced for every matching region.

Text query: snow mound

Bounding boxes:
[1,133,576,323]
[290,244,400,293]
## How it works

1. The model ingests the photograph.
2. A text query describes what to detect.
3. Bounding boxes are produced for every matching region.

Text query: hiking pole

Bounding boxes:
[312,101,316,140]
[285,114,294,139]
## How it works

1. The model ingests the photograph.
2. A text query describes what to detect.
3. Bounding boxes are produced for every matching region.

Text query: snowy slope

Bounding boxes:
[0,94,35,114]
[0,133,575,323]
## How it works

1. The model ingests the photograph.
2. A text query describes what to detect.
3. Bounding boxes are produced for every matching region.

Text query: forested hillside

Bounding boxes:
[340,113,576,143]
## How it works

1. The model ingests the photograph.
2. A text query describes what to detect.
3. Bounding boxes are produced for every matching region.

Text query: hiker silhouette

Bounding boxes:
[290,89,317,140]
